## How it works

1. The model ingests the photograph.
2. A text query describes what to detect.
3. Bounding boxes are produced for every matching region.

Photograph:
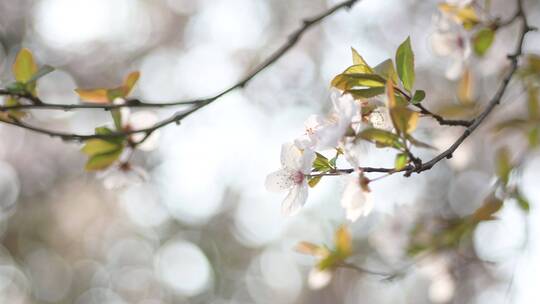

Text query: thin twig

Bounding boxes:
[0,0,362,143]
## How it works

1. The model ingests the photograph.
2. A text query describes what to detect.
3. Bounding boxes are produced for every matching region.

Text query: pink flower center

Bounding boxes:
[292,171,304,184]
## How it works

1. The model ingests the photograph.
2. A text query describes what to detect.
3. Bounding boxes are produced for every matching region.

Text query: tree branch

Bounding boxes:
[0,0,362,143]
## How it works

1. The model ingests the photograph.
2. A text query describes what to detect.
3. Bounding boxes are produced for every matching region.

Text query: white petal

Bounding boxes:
[300,148,315,174]
[280,142,303,170]
[265,169,294,193]
[431,32,455,57]
[308,268,332,289]
[281,184,308,216]
[340,177,373,222]
[294,134,315,150]
[446,59,465,80]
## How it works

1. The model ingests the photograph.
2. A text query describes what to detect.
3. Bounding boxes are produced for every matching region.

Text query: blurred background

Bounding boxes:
[0,0,539,303]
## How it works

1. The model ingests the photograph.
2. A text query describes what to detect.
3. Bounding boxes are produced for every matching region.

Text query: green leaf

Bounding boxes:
[473,28,495,57]
[406,135,436,149]
[528,86,539,121]
[331,73,386,91]
[495,147,512,185]
[357,128,404,150]
[411,90,426,104]
[27,65,55,84]
[395,37,415,92]
[347,87,385,99]
[313,152,333,172]
[472,193,503,222]
[94,126,125,144]
[12,48,38,83]
[528,127,539,148]
[351,48,373,72]
[308,176,322,188]
[395,153,408,170]
[513,190,530,213]
[373,59,398,83]
[81,139,123,156]
[386,80,419,135]
[85,149,123,171]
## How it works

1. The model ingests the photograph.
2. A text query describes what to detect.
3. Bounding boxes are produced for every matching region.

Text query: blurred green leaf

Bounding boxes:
[85,149,123,171]
[395,36,415,92]
[331,73,386,91]
[27,65,55,84]
[473,28,495,56]
[495,147,512,185]
[313,153,333,172]
[12,48,37,83]
[394,153,408,170]
[373,59,398,83]
[357,128,404,149]
[81,139,123,156]
[513,190,530,213]
[308,176,322,188]
[528,86,539,121]
[347,87,385,99]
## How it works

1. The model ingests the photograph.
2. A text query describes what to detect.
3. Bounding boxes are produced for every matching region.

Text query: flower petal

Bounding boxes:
[280,142,303,169]
[308,268,332,289]
[281,183,308,216]
[265,169,294,193]
[340,176,373,222]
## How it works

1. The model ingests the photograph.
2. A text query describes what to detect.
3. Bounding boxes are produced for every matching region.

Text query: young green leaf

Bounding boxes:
[473,28,495,56]
[81,139,123,156]
[386,79,419,135]
[373,59,398,83]
[395,37,415,92]
[85,149,123,171]
[395,153,408,170]
[12,48,38,83]
[28,65,55,84]
[308,176,323,188]
[331,73,386,91]
[513,190,530,213]
[495,147,512,185]
[357,128,404,149]
[411,90,426,104]
[347,87,386,99]
[351,48,374,72]
[528,86,539,121]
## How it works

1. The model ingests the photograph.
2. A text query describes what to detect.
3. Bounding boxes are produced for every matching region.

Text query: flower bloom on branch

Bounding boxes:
[115,98,160,150]
[265,143,315,215]
[340,172,373,222]
[431,0,481,80]
[97,159,149,190]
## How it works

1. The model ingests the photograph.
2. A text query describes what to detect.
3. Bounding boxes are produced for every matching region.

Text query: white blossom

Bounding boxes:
[265,143,315,216]
[97,162,149,190]
[114,97,160,151]
[340,173,373,222]
[308,268,332,289]
[431,13,472,80]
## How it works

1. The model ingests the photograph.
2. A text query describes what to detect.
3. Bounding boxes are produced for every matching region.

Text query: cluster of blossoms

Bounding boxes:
[431,0,489,80]
[265,91,381,221]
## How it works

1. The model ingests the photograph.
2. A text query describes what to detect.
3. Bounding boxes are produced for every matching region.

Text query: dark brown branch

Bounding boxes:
[0,0,362,143]
[344,0,533,178]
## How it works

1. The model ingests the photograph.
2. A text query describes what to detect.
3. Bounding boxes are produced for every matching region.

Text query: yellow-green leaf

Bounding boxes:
[386,79,419,135]
[347,87,385,99]
[472,194,503,222]
[308,175,322,188]
[395,36,415,92]
[473,28,495,56]
[351,48,373,71]
[75,89,110,104]
[84,149,123,171]
[439,3,480,30]
[495,147,512,185]
[121,71,140,96]
[458,68,474,105]
[357,128,404,149]
[331,73,386,91]
[334,226,351,257]
[373,59,398,83]
[395,153,408,170]
[12,48,38,83]
[528,86,539,121]
[81,139,123,156]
